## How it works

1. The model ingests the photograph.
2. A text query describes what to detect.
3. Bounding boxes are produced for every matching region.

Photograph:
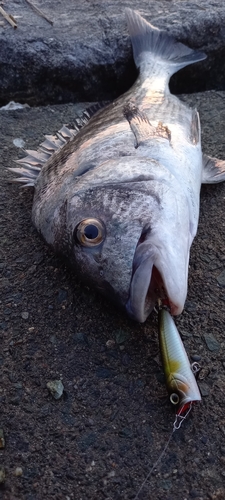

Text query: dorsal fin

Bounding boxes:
[8,102,108,187]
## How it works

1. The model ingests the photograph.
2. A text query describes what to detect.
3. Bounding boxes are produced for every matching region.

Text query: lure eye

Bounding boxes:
[170,393,180,405]
[75,218,105,247]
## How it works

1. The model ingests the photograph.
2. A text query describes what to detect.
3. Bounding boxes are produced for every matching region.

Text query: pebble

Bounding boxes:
[0,468,5,483]
[21,311,29,320]
[203,334,220,352]
[14,467,23,476]
[115,329,130,344]
[57,288,68,304]
[198,381,210,397]
[46,380,64,400]
[49,335,57,344]
[0,429,5,449]
[217,269,225,286]
[73,332,89,345]
[191,354,201,362]
[118,427,132,438]
[13,382,23,389]
[13,138,26,148]
[185,301,197,312]
[106,339,115,348]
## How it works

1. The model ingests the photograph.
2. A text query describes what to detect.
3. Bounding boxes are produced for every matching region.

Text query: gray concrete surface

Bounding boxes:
[1,1,225,105]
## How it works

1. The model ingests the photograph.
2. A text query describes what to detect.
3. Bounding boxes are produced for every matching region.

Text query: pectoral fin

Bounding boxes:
[202,154,225,183]
[123,102,171,148]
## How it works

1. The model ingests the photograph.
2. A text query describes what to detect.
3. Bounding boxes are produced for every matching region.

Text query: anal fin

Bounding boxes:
[202,154,225,183]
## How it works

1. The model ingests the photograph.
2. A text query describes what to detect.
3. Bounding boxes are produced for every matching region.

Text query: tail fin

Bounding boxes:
[125,9,206,75]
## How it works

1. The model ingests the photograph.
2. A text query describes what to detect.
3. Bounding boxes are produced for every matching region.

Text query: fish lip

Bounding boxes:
[126,260,182,323]
[126,262,173,322]
[126,227,187,322]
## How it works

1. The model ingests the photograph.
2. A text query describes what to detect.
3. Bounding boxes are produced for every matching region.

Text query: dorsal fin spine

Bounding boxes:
[7,102,108,187]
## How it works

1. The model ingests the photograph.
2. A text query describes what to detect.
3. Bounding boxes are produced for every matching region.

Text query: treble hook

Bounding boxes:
[173,402,193,431]
[191,361,201,380]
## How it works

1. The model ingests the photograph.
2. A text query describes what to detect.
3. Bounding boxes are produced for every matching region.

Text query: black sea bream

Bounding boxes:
[10,9,225,322]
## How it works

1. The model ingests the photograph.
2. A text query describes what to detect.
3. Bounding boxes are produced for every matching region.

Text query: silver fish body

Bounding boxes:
[9,9,225,322]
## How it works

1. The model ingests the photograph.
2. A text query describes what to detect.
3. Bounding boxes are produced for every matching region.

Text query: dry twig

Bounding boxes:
[24,0,53,25]
[0,6,17,28]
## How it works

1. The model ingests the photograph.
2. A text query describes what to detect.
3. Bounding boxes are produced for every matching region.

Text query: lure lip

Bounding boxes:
[158,308,201,412]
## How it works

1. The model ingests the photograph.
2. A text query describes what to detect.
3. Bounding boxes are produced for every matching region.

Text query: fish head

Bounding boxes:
[126,208,191,321]
[34,156,193,321]
[67,181,148,307]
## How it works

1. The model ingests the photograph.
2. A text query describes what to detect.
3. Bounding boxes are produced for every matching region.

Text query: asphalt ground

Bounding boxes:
[0,91,225,499]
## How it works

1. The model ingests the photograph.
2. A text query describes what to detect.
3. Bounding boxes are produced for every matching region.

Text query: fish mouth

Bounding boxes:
[126,232,184,322]
[126,263,178,322]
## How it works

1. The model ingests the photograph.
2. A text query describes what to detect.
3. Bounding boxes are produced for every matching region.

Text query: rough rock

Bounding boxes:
[1,0,225,105]
[46,379,64,400]
[217,269,225,286]
[203,334,220,352]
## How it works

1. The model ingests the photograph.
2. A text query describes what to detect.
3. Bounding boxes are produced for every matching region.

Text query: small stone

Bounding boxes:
[13,138,26,148]
[115,329,130,344]
[0,429,5,448]
[47,380,64,400]
[203,334,220,352]
[198,381,210,397]
[191,354,201,362]
[0,468,5,483]
[13,382,23,389]
[217,269,225,286]
[49,335,57,344]
[118,427,132,438]
[21,311,29,320]
[185,301,197,312]
[14,467,23,477]
[57,289,68,304]
[106,339,115,348]
[73,332,88,345]
[108,470,115,478]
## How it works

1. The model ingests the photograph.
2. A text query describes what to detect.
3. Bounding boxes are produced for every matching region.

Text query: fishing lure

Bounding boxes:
[133,308,201,499]
[158,307,201,422]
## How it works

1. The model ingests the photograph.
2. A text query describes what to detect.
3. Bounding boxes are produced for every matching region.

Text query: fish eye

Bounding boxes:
[75,218,105,247]
[170,393,180,405]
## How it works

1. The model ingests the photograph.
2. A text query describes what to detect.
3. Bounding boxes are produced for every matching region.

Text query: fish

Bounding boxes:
[158,307,201,414]
[9,9,225,322]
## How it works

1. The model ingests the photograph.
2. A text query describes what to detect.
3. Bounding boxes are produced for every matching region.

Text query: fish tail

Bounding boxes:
[125,9,206,78]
